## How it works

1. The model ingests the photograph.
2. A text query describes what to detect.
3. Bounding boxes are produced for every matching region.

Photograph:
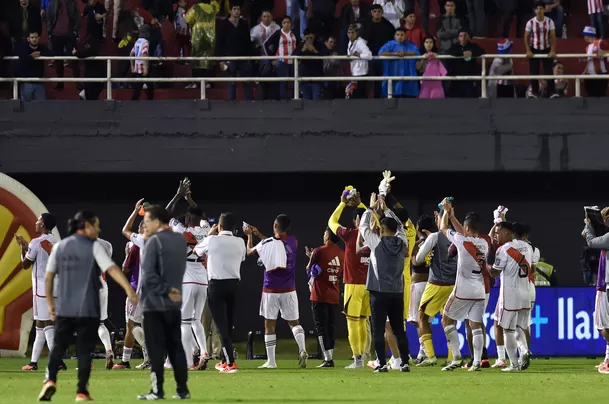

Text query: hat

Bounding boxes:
[497,39,512,54]
[583,26,597,37]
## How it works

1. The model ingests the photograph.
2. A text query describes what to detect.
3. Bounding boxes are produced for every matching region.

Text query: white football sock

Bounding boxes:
[605,343,609,361]
[122,347,133,362]
[31,327,45,363]
[132,326,148,359]
[417,337,426,359]
[191,320,208,356]
[504,330,519,367]
[292,325,306,353]
[43,325,55,352]
[265,334,277,366]
[497,345,506,361]
[444,325,461,361]
[98,324,113,353]
[181,321,194,367]
[472,328,483,364]
[516,327,529,355]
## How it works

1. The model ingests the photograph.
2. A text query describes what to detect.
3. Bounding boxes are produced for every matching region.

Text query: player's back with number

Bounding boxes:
[447,229,488,300]
[496,239,532,310]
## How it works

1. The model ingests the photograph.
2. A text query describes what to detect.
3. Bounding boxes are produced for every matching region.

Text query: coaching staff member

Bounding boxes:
[195,212,245,374]
[138,205,190,400]
[38,210,137,402]
[359,193,411,373]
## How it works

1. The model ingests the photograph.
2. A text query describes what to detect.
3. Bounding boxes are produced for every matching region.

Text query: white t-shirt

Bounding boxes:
[132,38,149,74]
[170,218,210,284]
[195,230,246,280]
[26,233,58,298]
[446,229,488,300]
[254,237,287,272]
[493,239,533,310]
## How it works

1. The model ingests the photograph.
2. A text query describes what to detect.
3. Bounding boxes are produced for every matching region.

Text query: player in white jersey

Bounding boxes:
[438,201,489,372]
[166,180,211,370]
[114,200,149,370]
[16,214,67,371]
[491,222,533,372]
[95,238,118,369]
[513,223,536,365]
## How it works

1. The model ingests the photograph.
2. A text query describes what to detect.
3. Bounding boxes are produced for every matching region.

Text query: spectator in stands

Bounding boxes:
[582,26,608,97]
[323,36,342,99]
[525,2,557,99]
[553,60,568,97]
[185,0,220,90]
[47,0,81,91]
[293,29,327,100]
[16,30,51,101]
[217,3,254,101]
[446,29,484,98]
[360,5,395,98]
[103,0,123,40]
[9,0,42,47]
[588,0,604,39]
[465,0,485,38]
[379,27,420,98]
[82,0,107,41]
[401,10,425,48]
[72,37,104,100]
[286,0,307,39]
[251,10,279,100]
[135,3,165,59]
[404,0,429,34]
[248,0,275,29]
[174,0,191,59]
[417,37,446,99]
[436,0,465,54]
[540,0,563,38]
[488,39,514,98]
[131,25,154,100]
[340,0,371,53]
[498,0,529,39]
[346,24,372,99]
[264,16,297,100]
[308,0,338,41]
[373,0,405,29]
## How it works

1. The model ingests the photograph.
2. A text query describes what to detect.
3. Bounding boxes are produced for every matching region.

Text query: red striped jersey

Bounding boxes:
[277,30,297,64]
[588,0,603,14]
[25,234,57,297]
[132,38,150,74]
[525,17,555,50]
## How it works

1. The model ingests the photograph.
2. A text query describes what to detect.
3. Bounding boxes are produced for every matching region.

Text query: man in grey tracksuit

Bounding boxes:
[359,199,410,373]
[436,1,467,54]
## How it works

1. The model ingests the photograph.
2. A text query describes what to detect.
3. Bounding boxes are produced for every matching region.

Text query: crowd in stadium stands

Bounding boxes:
[1,0,608,101]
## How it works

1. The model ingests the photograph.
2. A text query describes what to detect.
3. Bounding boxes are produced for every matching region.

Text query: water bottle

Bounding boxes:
[438,197,455,211]
[562,25,567,39]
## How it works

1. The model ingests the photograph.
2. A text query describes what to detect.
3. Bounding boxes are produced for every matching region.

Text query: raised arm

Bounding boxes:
[123,198,144,240]
[166,179,190,215]
[359,208,381,251]
[583,222,609,250]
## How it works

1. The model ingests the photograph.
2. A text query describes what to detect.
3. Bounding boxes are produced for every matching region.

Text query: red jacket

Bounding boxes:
[402,23,426,49]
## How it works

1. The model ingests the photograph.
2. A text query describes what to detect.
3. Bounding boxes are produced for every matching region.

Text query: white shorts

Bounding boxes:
[100,287,108,321]
[181,284,207,321]
[33,296,50,321]
[443,293,485,323]
[407,282,432,323]
[126,296,143,324]
[527,282,536,326]
[497,307,529,330]
[260,291,299,321]
[595,290,609,330]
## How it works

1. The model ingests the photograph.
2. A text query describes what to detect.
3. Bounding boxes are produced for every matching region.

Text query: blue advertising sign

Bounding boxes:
[405,287,606,357]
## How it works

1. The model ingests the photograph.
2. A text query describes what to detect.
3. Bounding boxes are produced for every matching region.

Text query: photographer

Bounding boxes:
[292,29,328,100]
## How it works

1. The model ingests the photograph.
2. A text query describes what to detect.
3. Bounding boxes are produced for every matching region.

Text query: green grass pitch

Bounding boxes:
[1,353,607,403]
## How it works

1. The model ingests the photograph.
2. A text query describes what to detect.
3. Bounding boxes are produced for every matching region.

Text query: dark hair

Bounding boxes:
[230,2,241,9]
[535,1,545,9]
[139,24,151,39]
[326,227,339,244]
[395,27,406,33]
[275,214,291,232]
[68,210,97,235]
[371,4,383,11]
[326,35,337,42]
[445,0,455,4]
[419,36,438,54]
[353,207,366,224]
[394,207,409,223]
[347,24,359,33]
[380,217,399,233]
[260,9,272,15]
[496,221,514,233]
[417,214,435,232]
[512,222,529,238]
[303,28,314,37]
[144,205,171,224]
[175,214,186,226]
[458,28,470,36]
[219,212,236,232]
[41,213,57,232]
[187,206,205,220]
[282,15,292,22]
[463,212,481,233]
[28,30,41,36]
[404,9,415,17]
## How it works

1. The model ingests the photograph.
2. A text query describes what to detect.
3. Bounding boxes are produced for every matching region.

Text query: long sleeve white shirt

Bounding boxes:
[348,37,373,77]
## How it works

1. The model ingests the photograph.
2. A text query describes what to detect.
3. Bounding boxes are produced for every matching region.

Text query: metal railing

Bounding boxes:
[2,53,605,100]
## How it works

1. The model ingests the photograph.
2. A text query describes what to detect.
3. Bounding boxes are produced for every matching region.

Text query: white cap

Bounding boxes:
[583,26,597,37]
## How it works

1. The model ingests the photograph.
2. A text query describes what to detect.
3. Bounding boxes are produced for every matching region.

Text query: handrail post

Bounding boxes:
[12,79,19,100]
[200,81,206,100]
[106,59,112,100]
[480,55,487,99]
[575,77,581,98]
[387,78,393,99]
[293,58,300,100]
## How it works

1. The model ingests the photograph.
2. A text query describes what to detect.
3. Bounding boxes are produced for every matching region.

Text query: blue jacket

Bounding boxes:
[378,40,420,97]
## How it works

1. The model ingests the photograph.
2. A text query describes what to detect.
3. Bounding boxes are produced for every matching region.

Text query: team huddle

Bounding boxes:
[16,171,609,388]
